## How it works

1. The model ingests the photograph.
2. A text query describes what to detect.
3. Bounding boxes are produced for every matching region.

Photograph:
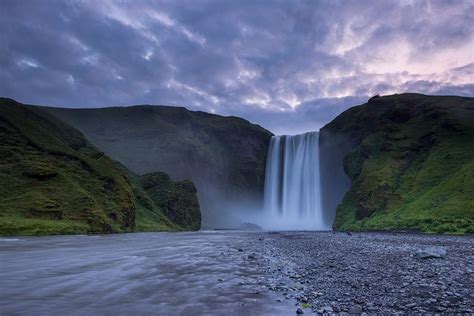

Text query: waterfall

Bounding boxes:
[263,131,328,230]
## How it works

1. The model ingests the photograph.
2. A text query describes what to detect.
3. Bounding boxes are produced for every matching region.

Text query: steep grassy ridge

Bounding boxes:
[321,94,474,234]
[0,98,200,235]
[45,105,272,227]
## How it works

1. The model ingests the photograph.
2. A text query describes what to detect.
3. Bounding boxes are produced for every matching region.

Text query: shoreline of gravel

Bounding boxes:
[257,231,474,314]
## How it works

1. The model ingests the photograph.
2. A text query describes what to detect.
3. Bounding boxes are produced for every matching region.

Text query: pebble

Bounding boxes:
[322,306,333,312]
[247,253,258,260]
[349,304,363,314]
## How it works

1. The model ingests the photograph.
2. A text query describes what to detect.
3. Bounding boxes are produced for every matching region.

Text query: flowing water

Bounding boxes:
[263,131,328,230]
[0,232,294,315]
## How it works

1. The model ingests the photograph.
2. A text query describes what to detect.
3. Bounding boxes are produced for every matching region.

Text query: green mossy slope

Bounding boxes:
[322,94,474,234]
[44,104,272,227]
[138,172,201,231]
[0,98,200,236]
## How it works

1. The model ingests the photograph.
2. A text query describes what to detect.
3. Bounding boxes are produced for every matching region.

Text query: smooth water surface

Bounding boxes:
[0,232,293,315]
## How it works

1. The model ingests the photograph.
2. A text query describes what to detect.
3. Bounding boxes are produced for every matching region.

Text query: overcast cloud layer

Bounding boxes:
[1,0,473,134]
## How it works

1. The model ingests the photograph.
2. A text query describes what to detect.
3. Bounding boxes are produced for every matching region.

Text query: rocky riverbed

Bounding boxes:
[255,231,474,314]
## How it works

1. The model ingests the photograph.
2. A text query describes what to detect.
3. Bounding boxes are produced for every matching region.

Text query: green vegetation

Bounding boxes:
[44,104,272,225]
[126,169,200,231]
[0,98,201,236]
[324,94,474,234]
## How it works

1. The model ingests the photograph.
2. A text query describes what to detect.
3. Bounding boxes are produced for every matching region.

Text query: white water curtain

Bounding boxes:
[263,132,327,230]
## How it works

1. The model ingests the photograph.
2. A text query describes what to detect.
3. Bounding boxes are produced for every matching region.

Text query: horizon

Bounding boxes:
[1,0,473,134]
[4,92,472,136]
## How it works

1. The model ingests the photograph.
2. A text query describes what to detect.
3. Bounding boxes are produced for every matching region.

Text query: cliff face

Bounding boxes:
[0,98,201,236]
[45,105,272,228]
[138,172,201,231]
[320,94,474,234]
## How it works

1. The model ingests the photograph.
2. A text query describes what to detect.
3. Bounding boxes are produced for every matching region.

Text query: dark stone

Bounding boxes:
[247,253,258,260]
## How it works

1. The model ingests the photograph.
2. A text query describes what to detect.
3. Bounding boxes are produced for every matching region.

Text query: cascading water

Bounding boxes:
[263,131,328,230]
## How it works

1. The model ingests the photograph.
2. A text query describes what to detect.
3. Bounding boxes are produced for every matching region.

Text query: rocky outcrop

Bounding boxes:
[320,93,474,234]
[44,105,272,228]
[0,98,201,236]
[139,172,201,231]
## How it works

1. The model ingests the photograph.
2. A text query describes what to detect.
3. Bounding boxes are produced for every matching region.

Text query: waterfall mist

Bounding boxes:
[262,131,329,230]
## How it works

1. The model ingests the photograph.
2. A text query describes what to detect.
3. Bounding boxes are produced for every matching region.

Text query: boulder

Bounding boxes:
[415,247,447,259]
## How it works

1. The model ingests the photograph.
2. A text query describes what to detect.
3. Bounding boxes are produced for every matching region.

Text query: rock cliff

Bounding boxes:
[45,105,272,228]
[320,94,474,234]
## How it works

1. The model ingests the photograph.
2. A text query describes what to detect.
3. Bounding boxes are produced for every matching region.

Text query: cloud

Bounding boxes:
[0,0,473,134]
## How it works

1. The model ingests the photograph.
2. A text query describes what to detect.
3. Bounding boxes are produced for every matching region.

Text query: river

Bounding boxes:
[0,231,293,315]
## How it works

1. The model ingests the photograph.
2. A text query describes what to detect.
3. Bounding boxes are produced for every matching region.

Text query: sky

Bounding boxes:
[1,0,473,135]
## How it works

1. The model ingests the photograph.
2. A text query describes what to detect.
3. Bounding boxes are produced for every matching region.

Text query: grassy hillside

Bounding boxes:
[44,105,272,228]
[0,98,200,236]
[321,94,474,234]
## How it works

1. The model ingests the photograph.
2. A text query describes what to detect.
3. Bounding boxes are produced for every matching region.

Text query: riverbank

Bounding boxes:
[258,231,474,314]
